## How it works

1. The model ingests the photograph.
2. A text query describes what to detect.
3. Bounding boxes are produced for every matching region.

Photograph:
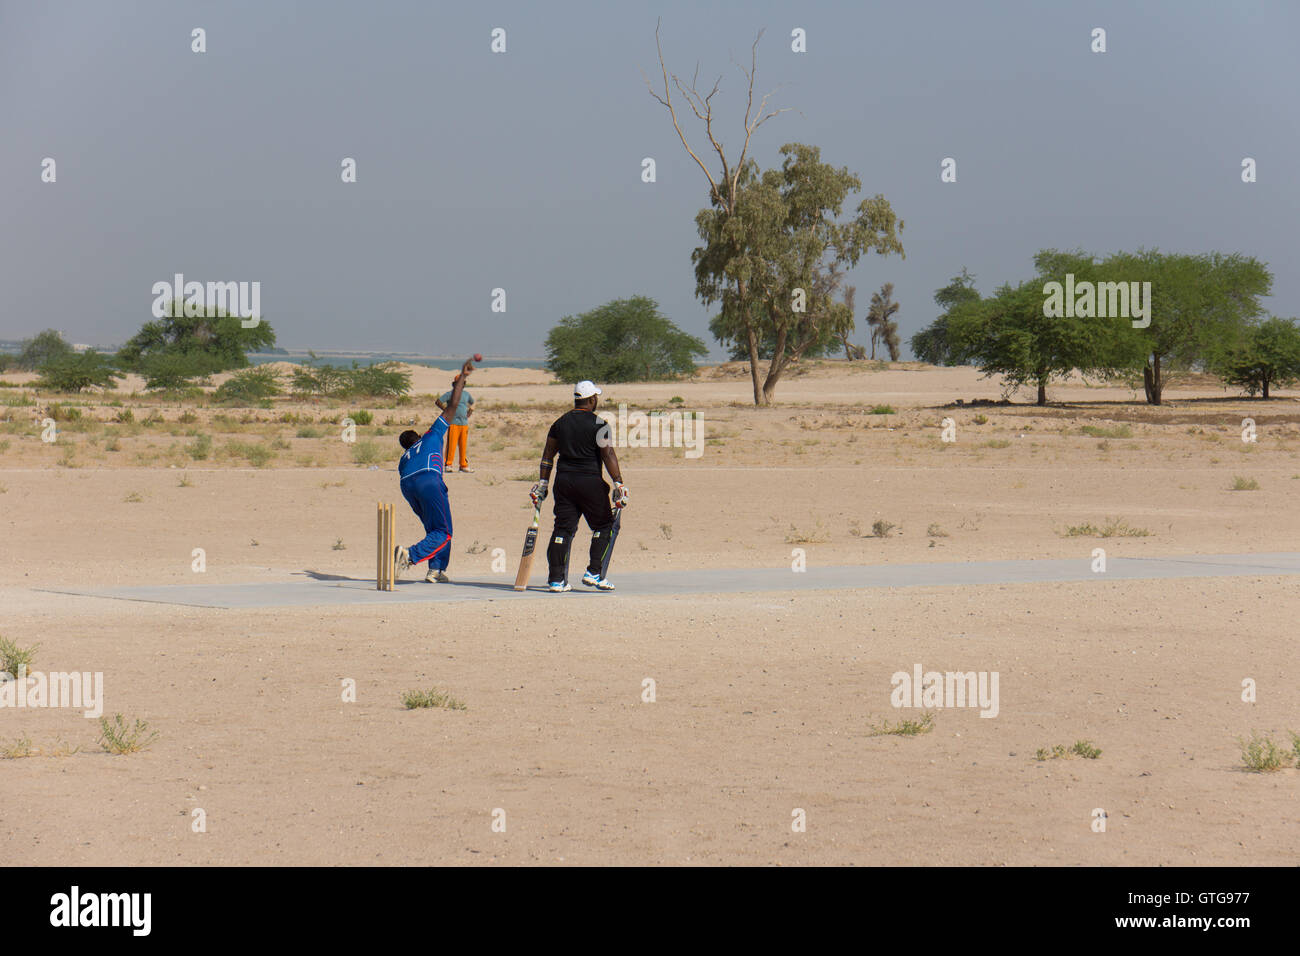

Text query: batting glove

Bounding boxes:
[612,482,629,510]
[530,479,549,507]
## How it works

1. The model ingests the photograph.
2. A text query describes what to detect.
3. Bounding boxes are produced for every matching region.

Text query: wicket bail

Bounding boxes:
[376,501,395,591]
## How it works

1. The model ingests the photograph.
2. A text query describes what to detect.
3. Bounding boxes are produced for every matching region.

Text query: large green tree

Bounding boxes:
[116,303,276,382]
[913,251,1271,405]
[545,296,707,382]
[951,277,1124,406]
[648,22,784,402]
[1102,250,1271,405]
[695,144,903,403]
[647,28,901,403]
[1033,249,1148,379]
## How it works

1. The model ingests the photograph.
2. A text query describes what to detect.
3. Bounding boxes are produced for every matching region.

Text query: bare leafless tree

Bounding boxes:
[645,20,787,212]
[645,19,789,404]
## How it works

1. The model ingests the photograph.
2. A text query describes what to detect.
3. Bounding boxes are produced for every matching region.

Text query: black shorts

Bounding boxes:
[552,471,612,534]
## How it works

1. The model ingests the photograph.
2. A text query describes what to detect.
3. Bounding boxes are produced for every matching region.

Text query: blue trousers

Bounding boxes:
[400,470,453,571]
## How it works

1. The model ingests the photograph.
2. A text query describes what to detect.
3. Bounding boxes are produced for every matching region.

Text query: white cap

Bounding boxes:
[574,380,602,399]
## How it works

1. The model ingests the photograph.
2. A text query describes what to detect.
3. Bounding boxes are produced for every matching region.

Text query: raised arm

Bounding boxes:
[439,358,475,425]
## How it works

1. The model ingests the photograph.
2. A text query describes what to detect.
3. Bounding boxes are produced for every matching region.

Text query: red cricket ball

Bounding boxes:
[473,353,483,362]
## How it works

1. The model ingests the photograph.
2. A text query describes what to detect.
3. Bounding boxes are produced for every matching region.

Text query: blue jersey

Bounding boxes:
[399,418,449,479]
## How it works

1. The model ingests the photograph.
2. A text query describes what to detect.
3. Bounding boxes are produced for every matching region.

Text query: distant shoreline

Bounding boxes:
[247,353,548,370]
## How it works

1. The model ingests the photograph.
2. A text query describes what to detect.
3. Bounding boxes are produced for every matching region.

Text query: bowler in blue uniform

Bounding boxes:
[393,359,474,583]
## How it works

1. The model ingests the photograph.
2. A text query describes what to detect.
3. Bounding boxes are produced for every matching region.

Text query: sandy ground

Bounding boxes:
[1,361,1297,865]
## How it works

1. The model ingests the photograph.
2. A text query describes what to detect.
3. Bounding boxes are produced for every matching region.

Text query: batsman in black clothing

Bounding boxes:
[531,380,628,592]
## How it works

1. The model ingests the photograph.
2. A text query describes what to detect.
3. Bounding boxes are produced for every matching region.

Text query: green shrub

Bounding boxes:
[36,352,119,392]
[0,635,38,676]
[138,353,203,391]
[226,440,274,467]
[291,359,411,399]
[868,712,934,736]
[402,687,466,711]
[98,714,159,755]
[545,296,706,382]
[1035,740,1103,761]
[215,366,283,404]
[291,361,349,397]
[187,433,213,460]
[1239,732,1293,772]
[1081,424,1133,439]
[351,440,384,465]
[348,362,411,399]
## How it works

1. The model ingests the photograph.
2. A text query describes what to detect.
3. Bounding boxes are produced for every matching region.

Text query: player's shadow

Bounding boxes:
[298,569,524,592]
[300,570,357,582]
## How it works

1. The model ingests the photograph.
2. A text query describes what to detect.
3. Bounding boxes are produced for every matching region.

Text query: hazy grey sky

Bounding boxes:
[2,0,1296,359]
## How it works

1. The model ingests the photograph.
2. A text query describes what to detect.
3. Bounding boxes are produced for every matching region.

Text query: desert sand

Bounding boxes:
[1,361,1296,865]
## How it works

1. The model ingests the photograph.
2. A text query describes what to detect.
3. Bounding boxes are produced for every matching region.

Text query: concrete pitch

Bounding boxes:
[35,552,1300,609]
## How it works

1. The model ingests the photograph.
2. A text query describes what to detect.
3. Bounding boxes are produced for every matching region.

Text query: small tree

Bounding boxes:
[35,351,119,392]
[646,22,791,403]
[546,296,707,382]
[117,303,276,378]
[1213,317,1300,399]
[836,285,868,361]
[911,269,980,365]
[17,329,74,371]
[953,280,1118,406]
[866,283,901,361]
[697,144,904,403]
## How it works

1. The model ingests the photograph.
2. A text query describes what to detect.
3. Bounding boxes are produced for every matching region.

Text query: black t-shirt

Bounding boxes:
[547,409,608,476]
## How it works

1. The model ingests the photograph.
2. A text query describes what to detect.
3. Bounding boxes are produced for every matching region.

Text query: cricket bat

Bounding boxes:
[513,505,541,590]
[599,507,622,578]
